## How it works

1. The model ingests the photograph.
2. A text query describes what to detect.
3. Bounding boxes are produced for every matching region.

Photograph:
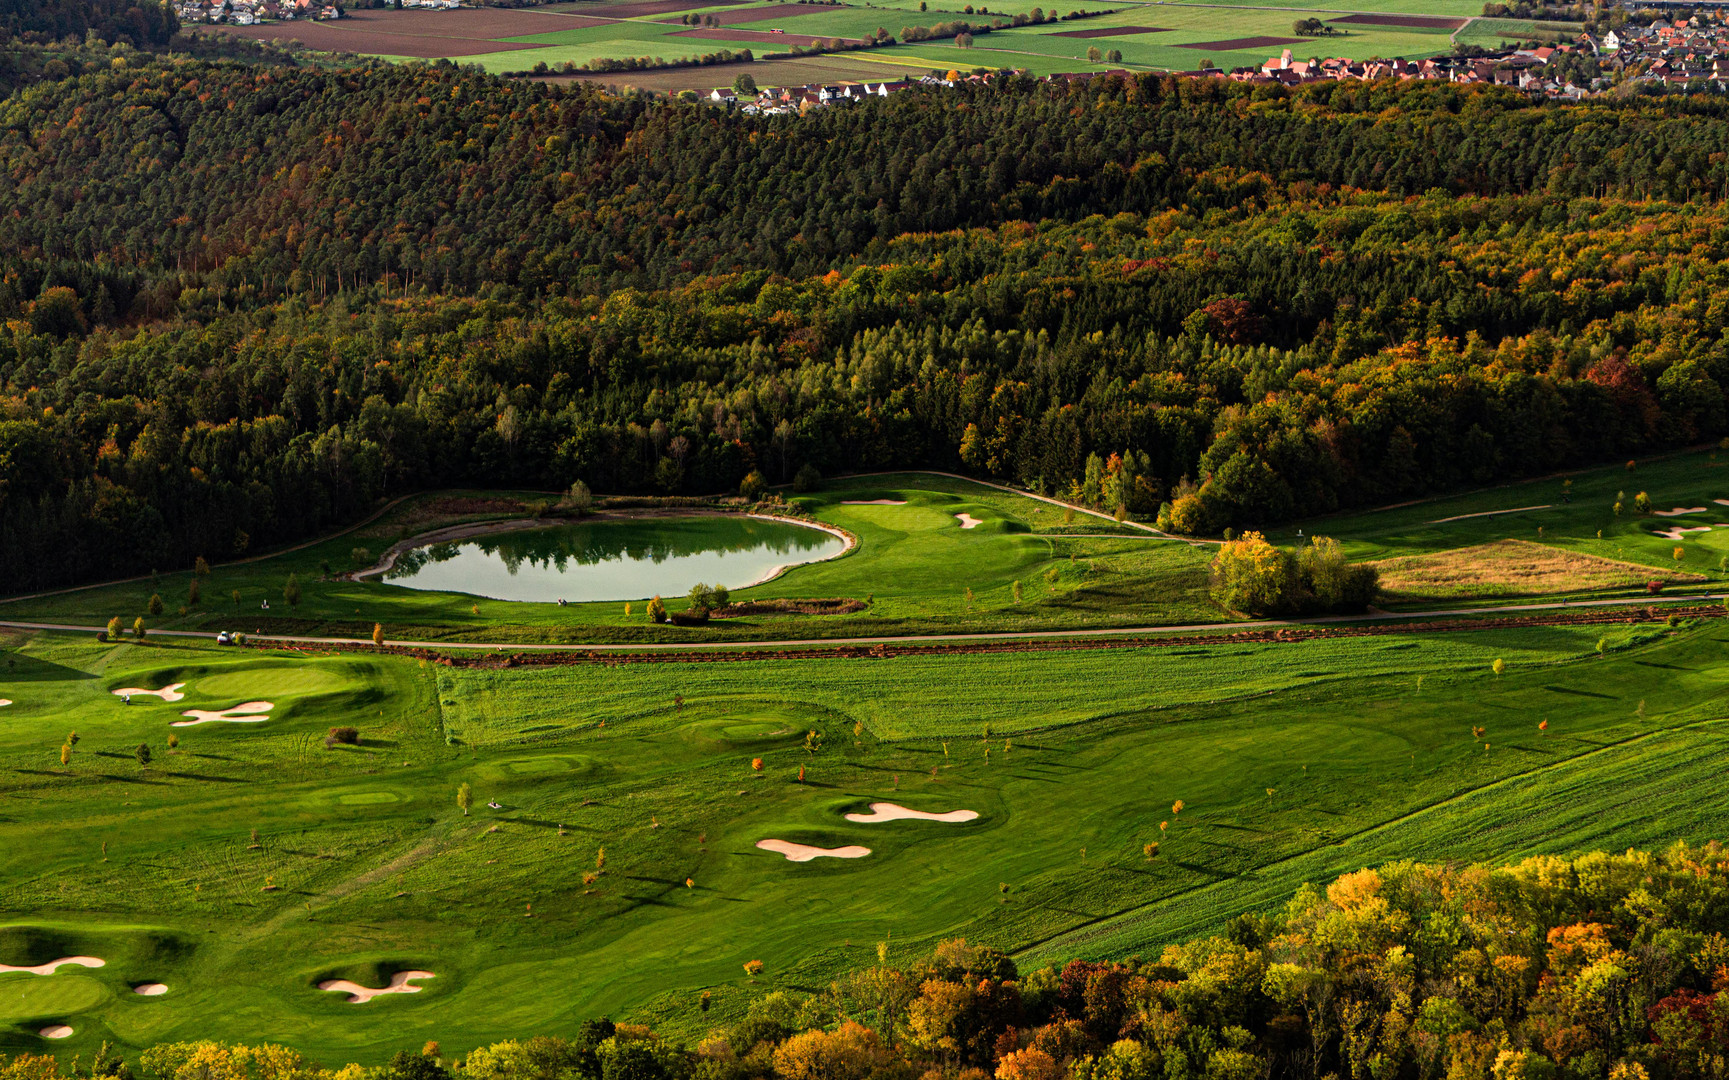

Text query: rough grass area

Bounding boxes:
[1372,539,1708,602]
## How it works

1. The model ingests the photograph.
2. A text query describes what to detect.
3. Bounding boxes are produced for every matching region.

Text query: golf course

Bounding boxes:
[4,458,1729,1061]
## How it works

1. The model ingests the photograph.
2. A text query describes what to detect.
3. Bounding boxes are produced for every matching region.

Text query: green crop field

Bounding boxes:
[203,0,1495,84]
[3,603,1727,1061]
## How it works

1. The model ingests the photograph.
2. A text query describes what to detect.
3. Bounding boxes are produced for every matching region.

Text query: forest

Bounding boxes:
[7,845,1729,1080]
[7,45,1729,588]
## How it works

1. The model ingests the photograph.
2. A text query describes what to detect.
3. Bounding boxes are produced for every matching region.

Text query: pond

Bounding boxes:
[381,515,847,603]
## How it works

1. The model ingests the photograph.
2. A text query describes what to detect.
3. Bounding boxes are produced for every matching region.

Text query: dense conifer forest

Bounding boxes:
[7,47,1729,589]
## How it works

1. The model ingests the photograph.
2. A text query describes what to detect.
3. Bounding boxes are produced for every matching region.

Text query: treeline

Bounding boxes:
[13,58,1729,587]
[9,845,1729,1080]
[0,0,177,47]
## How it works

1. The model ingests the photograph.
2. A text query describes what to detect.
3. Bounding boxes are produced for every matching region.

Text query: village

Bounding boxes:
[717,9,1729,112]
[170,0,459,27]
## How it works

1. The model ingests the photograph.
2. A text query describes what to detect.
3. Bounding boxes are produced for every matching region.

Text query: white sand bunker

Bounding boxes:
[134,983,168,996]
[1656,525,1712,540]
[40,1026,72,1040]
[756,839,871,862]
[0,956,105,976]
[842,499,907,505]
[955,513,982,529]
[1655,507,1708,517]
[174,701,274,727]
[113,683,186,702]
[318,970,435,1003]
[0,700,10,707]
[845,802,979,824]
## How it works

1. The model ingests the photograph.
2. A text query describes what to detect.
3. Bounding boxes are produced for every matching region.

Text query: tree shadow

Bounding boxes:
[1544,685,1618,699]
[0,652,97,682]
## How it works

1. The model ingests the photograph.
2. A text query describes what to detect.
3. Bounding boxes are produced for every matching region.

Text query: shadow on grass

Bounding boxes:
[0,652,97,682]
[1544,685,1618,699]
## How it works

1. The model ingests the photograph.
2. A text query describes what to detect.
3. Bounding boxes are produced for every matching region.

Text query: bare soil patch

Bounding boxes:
[535,53,909,91]
[1050,24,1169,38]
[669,26,864,44]
[1372,539,1704,601]
[1175,35,1300,50]
[713,598,866,618]
[558,0,748,16]
[1327,12,1466,29]
[204,21,543,56]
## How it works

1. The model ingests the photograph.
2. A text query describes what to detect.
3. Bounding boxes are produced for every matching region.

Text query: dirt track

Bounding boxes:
[243,603,1726,669]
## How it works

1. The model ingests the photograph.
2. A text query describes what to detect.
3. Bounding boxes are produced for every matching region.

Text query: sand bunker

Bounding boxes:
[841,499,907,505]
[40,1026,72,1040]
[113,683,187,702]
[756,839,871,862]
[134,983,168,996]
[0,700,10,707]
[318,970,435,1003]
[1654,507,1708,517]
[0,956,105,976]
[844,801,979,824]
[955,513,982,529]
[1655,525,1713,540]
[173,701,274,727]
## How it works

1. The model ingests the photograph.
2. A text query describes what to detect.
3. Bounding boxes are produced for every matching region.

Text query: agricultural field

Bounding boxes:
[195,0,1507,89]
[3,603,1728,1060]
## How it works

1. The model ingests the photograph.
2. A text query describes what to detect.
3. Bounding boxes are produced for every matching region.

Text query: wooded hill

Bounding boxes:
[4,53,1729,589]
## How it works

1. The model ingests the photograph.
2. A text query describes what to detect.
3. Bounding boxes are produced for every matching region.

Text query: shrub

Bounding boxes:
[1297,536,1378,611]
[688,582,731,613]
[148,592,164,616]
[327,726,360,746]
[647,595,668,623]
[740,469,767,501]
[792,463,823,492]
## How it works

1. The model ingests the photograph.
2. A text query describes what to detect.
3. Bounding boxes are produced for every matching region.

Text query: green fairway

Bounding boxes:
[3,608,1728,1060]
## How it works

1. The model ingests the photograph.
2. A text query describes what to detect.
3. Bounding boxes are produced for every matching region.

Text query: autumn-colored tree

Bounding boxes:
[1209,532,1294,615]
[457,783,473,816]
[773,1022,888,1080]
[372,623,385,646]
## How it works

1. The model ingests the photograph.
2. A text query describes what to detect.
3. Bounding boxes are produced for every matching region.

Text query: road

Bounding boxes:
[2,591,1720,654]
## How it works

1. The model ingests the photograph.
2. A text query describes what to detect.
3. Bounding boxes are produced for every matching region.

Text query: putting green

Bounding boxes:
[0,975,108,1021]
[196,666,359,699]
